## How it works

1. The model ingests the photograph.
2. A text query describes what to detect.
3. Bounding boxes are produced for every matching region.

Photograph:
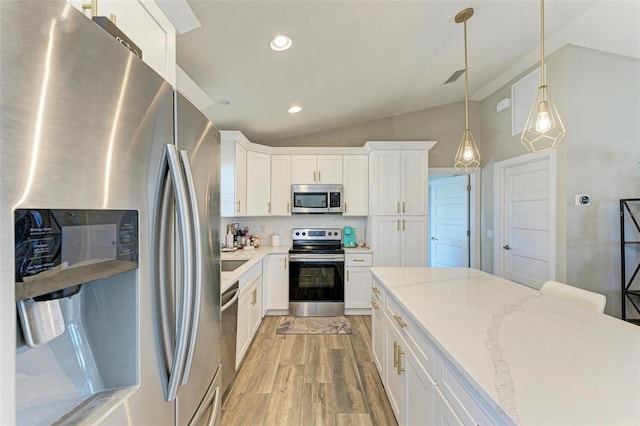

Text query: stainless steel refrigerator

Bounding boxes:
[0,1,221,424]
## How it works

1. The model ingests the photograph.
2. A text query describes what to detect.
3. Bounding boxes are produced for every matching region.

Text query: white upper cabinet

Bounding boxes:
[70,0,177,84]
[342,155,368,216]
[246,151,271,216]
[270,155,292,216]
[369,150,428,216]
[291,155,342,184]
[221,140,247,217]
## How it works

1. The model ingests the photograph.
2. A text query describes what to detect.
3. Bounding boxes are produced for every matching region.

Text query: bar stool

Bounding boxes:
[540,281,606,313]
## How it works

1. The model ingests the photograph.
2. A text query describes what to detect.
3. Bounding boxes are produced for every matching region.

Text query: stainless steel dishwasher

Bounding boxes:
[221,281,239,397]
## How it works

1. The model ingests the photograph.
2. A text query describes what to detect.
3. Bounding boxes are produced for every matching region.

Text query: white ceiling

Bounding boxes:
[176,0,640,144]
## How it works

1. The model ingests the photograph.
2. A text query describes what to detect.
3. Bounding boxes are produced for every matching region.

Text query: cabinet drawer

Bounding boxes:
[239,261,262,295]
[435,355,493,426]
[345,253,372,267]
[386,295,435,379]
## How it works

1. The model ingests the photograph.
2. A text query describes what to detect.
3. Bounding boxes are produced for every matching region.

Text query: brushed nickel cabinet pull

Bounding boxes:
[372,287,381,296]
[268,202,271,213]
[397,202,400,213]
[287,202,290,213]
[402,219,405,231]
[284,258,287,269]
[402,201,405,213]
[397,219,400,231]
[394,314,407,328]
[318,171,321,182]
[236,200,241,213]
[393,341,398,367]
[371,300,379,310]
[344,202,347,214]
[314,171,317,182]
[353,259,365,262]
[397,347,405,374]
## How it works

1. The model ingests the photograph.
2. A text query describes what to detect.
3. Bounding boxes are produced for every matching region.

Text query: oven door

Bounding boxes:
[288,254,344,303]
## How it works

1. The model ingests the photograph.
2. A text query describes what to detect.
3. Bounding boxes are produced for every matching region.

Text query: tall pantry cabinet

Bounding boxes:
[366,142,436,267]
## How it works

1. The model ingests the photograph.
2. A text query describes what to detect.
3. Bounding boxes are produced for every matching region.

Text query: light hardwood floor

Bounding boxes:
[222,315,397,426]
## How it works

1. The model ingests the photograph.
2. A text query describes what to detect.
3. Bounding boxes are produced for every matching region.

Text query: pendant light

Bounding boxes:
[521,0,565,151]
[454,8,480,173]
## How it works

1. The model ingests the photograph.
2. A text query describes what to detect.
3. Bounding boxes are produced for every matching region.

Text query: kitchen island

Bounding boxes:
[370,267,640,425]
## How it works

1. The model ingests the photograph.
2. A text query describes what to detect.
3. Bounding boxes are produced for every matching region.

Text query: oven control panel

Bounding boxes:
[292,228,341,241]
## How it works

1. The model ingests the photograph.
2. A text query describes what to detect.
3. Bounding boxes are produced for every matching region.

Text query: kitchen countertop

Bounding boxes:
[343,246,373,254]
[370,267,640,425]
[220,246,289,293]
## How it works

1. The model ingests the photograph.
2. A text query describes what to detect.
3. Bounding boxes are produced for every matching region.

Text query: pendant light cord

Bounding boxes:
[540,0,545,87]
[464,17,469,131]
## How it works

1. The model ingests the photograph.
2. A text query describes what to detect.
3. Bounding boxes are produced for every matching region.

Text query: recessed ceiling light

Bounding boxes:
[288,105,302,114]
[218,99,230,106]
[270,35,292,52]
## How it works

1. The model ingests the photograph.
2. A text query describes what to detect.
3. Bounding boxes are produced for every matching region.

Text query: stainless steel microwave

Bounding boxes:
[291,184,343,214]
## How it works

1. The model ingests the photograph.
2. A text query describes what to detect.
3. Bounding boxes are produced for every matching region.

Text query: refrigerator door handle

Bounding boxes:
[178,149,202,385]
[163,144,194,401]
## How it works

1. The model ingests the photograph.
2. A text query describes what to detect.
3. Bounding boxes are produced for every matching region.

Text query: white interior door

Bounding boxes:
[494,152,556,289]
[428,175,469,267]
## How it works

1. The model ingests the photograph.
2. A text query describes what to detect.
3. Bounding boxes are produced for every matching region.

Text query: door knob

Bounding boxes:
[503,244,511,250]
[431,237,438,240]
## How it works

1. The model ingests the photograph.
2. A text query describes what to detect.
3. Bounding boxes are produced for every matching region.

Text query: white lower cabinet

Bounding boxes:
[265,254,289,313]
[236,265,263,368]
[345,253,373,312]
[374,277,497,426]
[371,293,385,376]
[434,387,463,426]
[384,317,435,426]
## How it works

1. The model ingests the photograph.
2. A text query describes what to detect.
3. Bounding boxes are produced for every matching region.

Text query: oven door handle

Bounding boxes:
[288,255,345,262]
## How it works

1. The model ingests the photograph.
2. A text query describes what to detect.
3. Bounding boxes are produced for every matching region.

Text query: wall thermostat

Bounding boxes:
[575,194,590,205]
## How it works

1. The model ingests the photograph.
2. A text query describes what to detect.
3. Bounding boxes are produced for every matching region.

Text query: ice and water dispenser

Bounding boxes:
[14,209,140,424]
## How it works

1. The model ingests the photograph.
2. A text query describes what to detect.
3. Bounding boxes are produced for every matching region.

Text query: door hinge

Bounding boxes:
[467,230,470,237]
[467,184,471,192]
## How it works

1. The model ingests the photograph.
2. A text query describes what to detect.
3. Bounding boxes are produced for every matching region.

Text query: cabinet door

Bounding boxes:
[270,155,292,215]
[266,255,289,310]
[246,151,271,216]
[343,155,368,216]
[236,289,252,368]
[369,151,401,215]
[345,267,372,309]
[385,324,404,424]
[317,155,342,184]
[401,151,428,215]
[434,388,463,426]
[405,350,435,426]
[371,297,385,375]
[235,143,247,216]
[250,278,263,336]
[372,216,401,267]
[400,216,428,267]
[291,155,317,184]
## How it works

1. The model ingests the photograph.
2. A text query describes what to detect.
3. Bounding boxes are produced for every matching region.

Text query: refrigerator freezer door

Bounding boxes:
[174,92,222,425]
[1,1,175,424]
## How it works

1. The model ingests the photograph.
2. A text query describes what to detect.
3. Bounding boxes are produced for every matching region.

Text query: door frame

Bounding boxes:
[493,151,557,281]
[428,167,480,269]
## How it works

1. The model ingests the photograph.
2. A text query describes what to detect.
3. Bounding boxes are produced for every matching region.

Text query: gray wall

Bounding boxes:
[267,100,482,169]
[564,46,640,317]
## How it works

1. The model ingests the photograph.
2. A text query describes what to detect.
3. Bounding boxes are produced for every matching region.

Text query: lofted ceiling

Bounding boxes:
[176,0,640,144]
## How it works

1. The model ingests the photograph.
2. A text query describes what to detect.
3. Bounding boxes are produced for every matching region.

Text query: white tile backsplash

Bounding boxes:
[221,216,367,247]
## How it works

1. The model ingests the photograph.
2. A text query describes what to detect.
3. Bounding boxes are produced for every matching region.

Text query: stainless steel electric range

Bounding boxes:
[288,228,345,316]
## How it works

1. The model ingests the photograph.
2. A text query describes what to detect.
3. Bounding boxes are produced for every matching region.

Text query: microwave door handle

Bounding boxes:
[165,144,194,401]
[178,150,201,385]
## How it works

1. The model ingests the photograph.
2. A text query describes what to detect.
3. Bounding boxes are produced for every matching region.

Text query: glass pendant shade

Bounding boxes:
[455,129,480,172]
[521,84,565,151]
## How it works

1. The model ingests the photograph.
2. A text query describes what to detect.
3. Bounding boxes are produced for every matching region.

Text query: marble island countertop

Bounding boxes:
[370,267,640,425]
